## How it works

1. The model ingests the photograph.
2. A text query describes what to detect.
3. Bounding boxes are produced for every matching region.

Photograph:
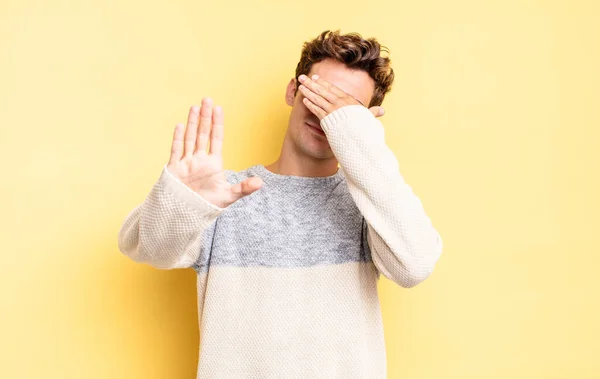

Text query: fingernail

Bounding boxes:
[379,108,385,116]
[312,74,319,80]
[192,105,200,112]
[298,75,307,82]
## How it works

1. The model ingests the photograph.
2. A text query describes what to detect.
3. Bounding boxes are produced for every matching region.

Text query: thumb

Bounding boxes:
[230,176,263,201]
[369,106,385,118]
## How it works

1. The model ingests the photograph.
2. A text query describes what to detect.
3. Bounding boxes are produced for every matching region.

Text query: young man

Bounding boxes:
[118,30,443,378]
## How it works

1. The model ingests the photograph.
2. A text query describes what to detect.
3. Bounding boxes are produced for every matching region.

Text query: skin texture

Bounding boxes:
[166,58,385,208]
[166,98,263,209]
[266,58,383,178]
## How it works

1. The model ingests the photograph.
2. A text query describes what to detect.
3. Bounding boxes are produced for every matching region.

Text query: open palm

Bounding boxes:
[166,98,262,208]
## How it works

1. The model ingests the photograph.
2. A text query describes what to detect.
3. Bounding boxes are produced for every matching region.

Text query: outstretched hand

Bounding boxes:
[166,98,262,208]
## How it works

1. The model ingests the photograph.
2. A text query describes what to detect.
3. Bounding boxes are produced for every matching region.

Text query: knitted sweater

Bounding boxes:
[118,105,443,379]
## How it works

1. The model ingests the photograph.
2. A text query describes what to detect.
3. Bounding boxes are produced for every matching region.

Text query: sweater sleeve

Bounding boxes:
[117,165,226,269]
[320,105,443,288]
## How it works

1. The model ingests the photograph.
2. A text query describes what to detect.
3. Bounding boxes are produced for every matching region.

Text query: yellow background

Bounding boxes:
[1,0,598,378]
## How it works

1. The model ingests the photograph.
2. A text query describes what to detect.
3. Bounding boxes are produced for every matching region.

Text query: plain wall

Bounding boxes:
[1,0,598,378]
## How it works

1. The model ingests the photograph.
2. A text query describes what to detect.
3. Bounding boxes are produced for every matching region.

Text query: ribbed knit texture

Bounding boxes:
[118,105,443,378]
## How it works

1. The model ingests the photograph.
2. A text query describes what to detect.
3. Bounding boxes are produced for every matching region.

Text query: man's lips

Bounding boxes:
[305,121,325,135]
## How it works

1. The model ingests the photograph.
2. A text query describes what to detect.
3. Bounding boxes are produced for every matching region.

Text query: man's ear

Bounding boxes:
[285,78,296,106]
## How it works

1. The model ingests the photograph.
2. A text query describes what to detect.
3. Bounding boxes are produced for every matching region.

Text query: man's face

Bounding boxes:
[285,58,375,160]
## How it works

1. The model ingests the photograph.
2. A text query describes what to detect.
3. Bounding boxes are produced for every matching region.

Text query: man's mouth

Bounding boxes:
[305,121,326,136]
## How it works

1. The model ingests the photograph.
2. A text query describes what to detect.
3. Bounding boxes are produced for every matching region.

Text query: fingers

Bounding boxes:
[298,74,339,104]
[209,105,224,156]
[302,97,327,120]
[195,98,214,154]
[298,84,331,113]
[369,106,385,117]
[298,74,364,116]
[230,176,263,200]
[179,99,219,159]
[169,123,185,164]
[184,105,200,157]
[315,76,365,106]
[311,75,348,99]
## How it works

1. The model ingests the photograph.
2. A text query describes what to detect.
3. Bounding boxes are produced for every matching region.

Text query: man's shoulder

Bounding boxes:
[223,164,260,185]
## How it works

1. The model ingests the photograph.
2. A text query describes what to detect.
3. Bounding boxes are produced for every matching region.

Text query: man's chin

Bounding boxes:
[301,140,334,160]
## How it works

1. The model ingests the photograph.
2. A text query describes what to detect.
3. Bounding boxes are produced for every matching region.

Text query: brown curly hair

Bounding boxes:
[294,30,395,108]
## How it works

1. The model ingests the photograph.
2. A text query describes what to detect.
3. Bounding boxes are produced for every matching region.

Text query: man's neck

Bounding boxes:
[265,149,339,178]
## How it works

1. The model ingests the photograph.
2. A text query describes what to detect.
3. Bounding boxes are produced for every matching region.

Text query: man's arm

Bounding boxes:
[118,99,263,269]
[320,105,443,288]
[118,165,225,269]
